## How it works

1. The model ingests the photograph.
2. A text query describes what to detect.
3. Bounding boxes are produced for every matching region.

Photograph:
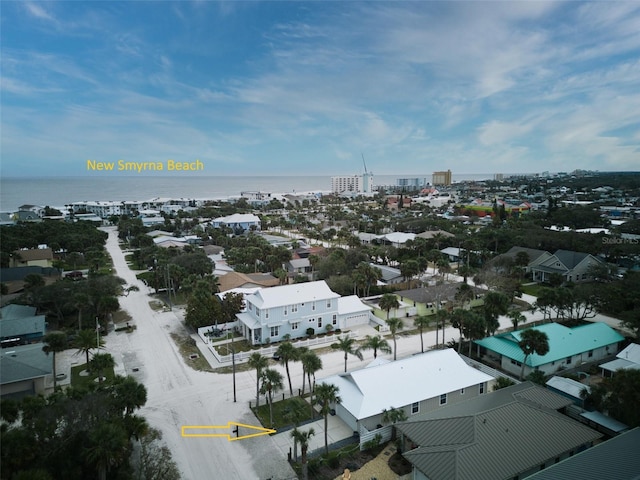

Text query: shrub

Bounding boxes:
[306,327,315,336]
[362,433,382,451]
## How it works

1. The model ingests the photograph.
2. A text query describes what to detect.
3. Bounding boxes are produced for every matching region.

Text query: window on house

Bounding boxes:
[318,317,322,328]
[327,300,331,308]
[256,309,260,317]
[312,302,315,311]
[270,326,279,337]
[291,304,298,313]
[265,311,269,319]
[332,315,337,325]
[284,306,288,316]
[291,323,299,331]
[460,388,465,395]
[566,356,572,364]
[588,350,593,358]
[439,394,447,405]
[411,402,419,414]
[479,383,485,394]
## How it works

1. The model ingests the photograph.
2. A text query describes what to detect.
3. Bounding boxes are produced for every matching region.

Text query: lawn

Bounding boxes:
[71,363,115,388]
[521,283,545,297]
[252,396,315,430]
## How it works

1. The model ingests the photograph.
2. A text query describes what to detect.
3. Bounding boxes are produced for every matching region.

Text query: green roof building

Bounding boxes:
[474,322,624,379]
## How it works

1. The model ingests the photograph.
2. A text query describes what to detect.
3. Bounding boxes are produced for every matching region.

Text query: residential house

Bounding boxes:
[0,304,46,345]
[529,249,607,284]
[599,343,640,377]
[474,322,625,379]
[235,280,371,345]
[211,213,261,233]
[487,246,551,273]
[369,263,403,285]
[397,382,601,480]
[368,283,485,322]
[524,427,640,480]
[286,258,312,279]
[318,349,494,446]
[217,272,279,292]
[1,343,53,398]
[11,248,54,268]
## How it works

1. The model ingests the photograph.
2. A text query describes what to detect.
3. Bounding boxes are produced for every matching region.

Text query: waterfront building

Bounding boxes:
[397,178,428,188]
[331,173,374,195]
[432,170,452,186]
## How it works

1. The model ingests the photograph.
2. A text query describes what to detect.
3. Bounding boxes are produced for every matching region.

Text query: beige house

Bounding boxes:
[11,248,54,268]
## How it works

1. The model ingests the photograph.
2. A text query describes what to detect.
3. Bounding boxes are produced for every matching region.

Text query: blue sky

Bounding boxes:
[1,1,639,177]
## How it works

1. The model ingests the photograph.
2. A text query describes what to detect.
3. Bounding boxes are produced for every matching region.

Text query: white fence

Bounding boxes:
[359,424,393,450]
[197,327,354,364]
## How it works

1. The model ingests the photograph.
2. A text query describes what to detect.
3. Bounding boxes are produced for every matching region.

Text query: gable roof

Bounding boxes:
[217,271,279,292]
[369,263,402,282]
[553,249,591,269]
[13,248,54,262]
[399,382,601,480]
[248,280,339,309]
[0,343,52,384]
[319,349,493,420]
[500,246,550,264]
[475,322,624,367]
[599,343,640,374]
[524,427,640,480]
[0,315,46,338]
[1,304,38,320]
[337,295,372,315]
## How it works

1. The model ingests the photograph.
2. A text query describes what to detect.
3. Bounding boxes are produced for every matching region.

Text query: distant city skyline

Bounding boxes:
[2,2,639,177]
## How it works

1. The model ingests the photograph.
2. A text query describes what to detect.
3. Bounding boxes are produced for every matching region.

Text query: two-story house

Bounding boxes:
[236,280,371,345]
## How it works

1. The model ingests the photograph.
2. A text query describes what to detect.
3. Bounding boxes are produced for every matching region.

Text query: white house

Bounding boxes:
[599,343,640,377]
[318,349,494,434]
[236,280,371,345]
[211,213,261,233]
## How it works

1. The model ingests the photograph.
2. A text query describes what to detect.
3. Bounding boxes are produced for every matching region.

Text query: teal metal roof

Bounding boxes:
[475,322,624,367]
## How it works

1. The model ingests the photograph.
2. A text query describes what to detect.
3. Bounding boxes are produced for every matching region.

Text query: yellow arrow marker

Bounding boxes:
[181,422,276,441]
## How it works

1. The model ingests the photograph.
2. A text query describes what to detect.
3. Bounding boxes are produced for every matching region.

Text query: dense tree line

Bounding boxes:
[0,378,180,480]
[1,221,107,268]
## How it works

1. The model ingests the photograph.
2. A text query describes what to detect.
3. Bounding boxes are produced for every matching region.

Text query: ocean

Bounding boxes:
[0,173,495,212]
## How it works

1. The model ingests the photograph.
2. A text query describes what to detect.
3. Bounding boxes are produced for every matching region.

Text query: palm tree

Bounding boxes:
[359,335,391,359]
[381,406,408,440]
[42,331,68,389]
[89,353,115,383]
[331,335,363,372]
[300,349,322,396]
[85,422,129,480]
[508,309,527,331]
[112,375,147,416]
[518,328,550,380]
[248,352,268,408]
[386,317,404,360]
[74,329,105,365]
[450,308,469,354]
[434,308,449,349]
[379,293,399,320]
[71,292,90,331]
[284,400,308,462]
[314,383,341,455]
[291,428,315,480]
[482,291,510,336]
[413,316,431,353]
[275,341,300,395]
[260,368,284,427]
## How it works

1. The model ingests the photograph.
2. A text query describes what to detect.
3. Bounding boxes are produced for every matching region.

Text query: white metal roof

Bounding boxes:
[337,295,372,315]
[617,343,640,364]
[212,213,261,224]
[319,348,494,420]
[546,375,590,399]
[248,280,339,309]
